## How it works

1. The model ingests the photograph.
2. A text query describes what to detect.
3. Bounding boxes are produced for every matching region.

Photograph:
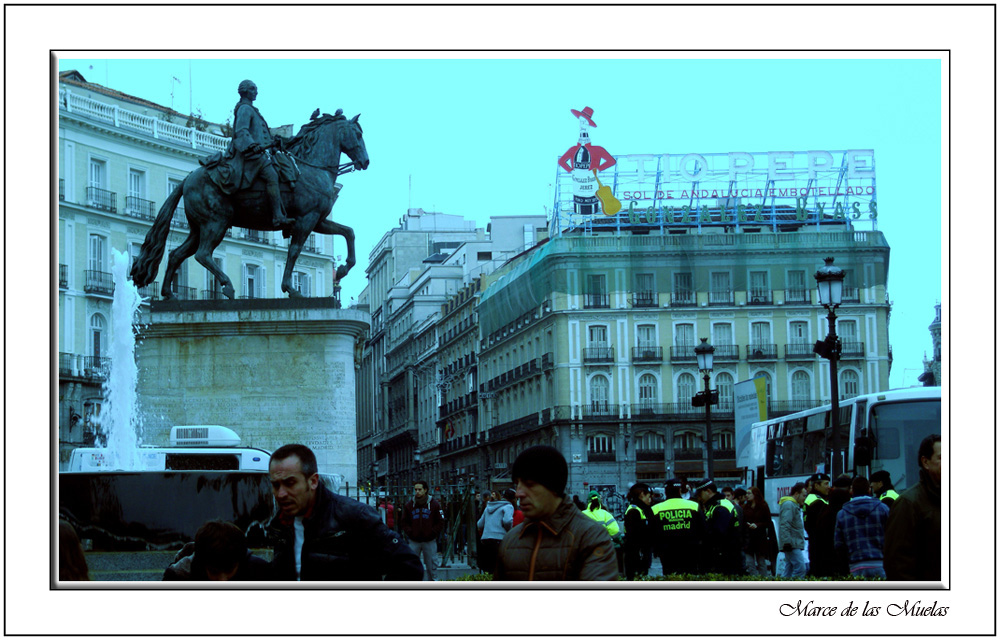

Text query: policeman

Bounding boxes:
[623,482,654,580]
[583,491,623,574]
[804,473,831,576]
[869,470,899,509]
[693,480,744,575]
[651,479,705,575]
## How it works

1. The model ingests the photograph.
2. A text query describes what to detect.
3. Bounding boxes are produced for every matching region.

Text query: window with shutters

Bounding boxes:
[638,374,657,409]
[588,375,611,414]
[637,324,656,348]
[839,319,858,342]
[677,372,696,404]
[716,372,734,410]
[709,271,732,305]
[588,325,608,349]
[89,314,106,359]
[244,264,262,299]
[790,321,809,344]
[88,234,107,273]
[749,270,769,303]
[840,370,860,399]
[88,158,106,189]
[292,271,311,297]
[791,370,811,408]
[673,272,694,305]
[751,322,771,347]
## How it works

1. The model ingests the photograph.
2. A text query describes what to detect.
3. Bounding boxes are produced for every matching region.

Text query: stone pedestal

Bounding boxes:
[136,299,368,484]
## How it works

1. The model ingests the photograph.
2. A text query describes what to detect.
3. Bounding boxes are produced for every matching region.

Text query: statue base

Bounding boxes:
[135,298,368,484]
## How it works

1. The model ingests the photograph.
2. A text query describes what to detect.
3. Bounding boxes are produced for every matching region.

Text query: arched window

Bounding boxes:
[715,372,734,410]
[635,431,665,461]
[677,372,696,407]
[840,369,860,399]
[791,370,811,410]
[673,431,701,456]
[89,313,106,359]
[587,432,616,462]
[588,375,611,415]
[638,373,657,411]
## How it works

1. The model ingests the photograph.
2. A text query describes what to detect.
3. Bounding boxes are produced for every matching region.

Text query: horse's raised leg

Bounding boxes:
[160,228,199,300]
[281,227,308,298]
[314,219,356,282]
[193,223,235,299]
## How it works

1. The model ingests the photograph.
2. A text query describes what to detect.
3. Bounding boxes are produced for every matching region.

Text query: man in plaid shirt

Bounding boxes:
[834,476,890,578]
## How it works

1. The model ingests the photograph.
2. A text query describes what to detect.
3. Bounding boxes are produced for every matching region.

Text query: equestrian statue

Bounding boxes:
[130,79,369,299]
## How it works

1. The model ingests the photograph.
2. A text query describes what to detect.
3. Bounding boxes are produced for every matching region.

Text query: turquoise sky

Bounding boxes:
[58,57,942,388]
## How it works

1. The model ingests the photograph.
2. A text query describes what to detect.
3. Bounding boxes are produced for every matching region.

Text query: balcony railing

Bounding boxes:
[747,290,772,305]
[631,291,657,307]
[124,196,157,220]
[242,229,270,244]
[587,451,616,463]
[167,284,197,300]
[636,449,665,462]
[84,270,114,295]
[583,346,614,363]
[86,186,117,213]
[746,344,778,360]
[137,281,158,302]
[670,345,696,362]
[712,344,740,361]
[841,341,865,358]
[671,292,696,307]
[59,264,68,288]
[583,293,610,309]
[784,289,809,303]
[203,289,227,300]
[674,447,704,460]
[83,356,111,378]
[842,287,860,303]
[59,352,74,376]
[631,346,663,362]
[582,403,619,419]
[785,343,816,360]
[171,208,189,229]
[709,290,733,306]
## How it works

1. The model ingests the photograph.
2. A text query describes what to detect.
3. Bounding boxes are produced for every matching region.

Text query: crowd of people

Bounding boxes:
[58,434,940,583]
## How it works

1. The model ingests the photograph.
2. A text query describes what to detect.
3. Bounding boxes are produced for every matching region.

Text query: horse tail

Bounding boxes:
[130,180,183,287]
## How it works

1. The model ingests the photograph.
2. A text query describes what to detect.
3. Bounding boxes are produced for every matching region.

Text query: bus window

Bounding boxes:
[803,431,826,474]
[871,399,940,477]
[876,427,900,459]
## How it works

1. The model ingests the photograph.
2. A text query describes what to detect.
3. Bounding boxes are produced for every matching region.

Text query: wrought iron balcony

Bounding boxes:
[841,341,865,358]
[587,451,616,463]
[712,344,740,361]
[631,346,663,362]
[842,287,860,303]
[583,346,614,363]
[84,270,114,295]
[242,229,270,244]
[670,345,696,362]
[171,207,189,229]
[582,403,618,419]
[202,289,227,300]
[784,289,809,303]
[541,352,554,370]
[631,291,657,307]
[674,447,704,460]
[86,186,117,213]
[59,352,74,376]
[785,343,816,360]
[167,284,197,300]
[708,290,733,306]
[671,292,697,307]
[747,290,772,305]
[746,344,778,360]
[59,264,68,288]
[137,281,158,301]
[636,449,665,462]
[125,196,157,220]
[83,356,111,378]
[583,293,610,309]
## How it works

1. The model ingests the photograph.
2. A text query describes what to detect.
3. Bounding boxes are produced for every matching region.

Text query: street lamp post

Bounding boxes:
[814,256,846,477]
[693,338,717,480]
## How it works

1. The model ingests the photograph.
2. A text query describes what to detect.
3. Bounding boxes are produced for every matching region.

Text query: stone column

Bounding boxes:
[136,298,369,485]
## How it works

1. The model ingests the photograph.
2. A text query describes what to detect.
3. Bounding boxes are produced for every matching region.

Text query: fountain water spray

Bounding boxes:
[97,249,144,470]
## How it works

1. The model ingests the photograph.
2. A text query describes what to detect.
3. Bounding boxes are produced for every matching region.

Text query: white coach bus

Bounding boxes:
[66,425,271,472]
[745,387,941,514]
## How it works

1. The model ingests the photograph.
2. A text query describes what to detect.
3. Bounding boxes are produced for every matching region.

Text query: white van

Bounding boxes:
[66,425,271,472]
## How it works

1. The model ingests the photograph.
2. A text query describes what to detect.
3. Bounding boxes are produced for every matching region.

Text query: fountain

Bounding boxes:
[58,251,275,553]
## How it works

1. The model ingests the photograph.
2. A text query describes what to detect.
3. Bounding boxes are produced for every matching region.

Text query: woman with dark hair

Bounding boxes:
[623,483,654,579]
[59,520,90,581]
[743,486,774,576]
[503,488,524,527]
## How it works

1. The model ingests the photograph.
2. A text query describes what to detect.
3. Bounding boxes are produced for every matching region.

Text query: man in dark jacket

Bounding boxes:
[623,482,654,580]
[163,520,271,581]
[401,480,446,580]
[884,434,942,581]
[495,446,618,580]
[694,480,744,576]
[267,444,423,581]
[834,476,890,577]
[804,472,832,576]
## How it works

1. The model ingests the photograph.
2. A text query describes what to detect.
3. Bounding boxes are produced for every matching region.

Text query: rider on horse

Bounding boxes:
[230,79,293,228]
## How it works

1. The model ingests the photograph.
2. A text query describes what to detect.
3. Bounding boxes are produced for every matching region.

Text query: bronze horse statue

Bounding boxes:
[130,113,369,299]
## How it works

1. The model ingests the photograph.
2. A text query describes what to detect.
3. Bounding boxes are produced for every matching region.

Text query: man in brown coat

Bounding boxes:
[494,446,618,581]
